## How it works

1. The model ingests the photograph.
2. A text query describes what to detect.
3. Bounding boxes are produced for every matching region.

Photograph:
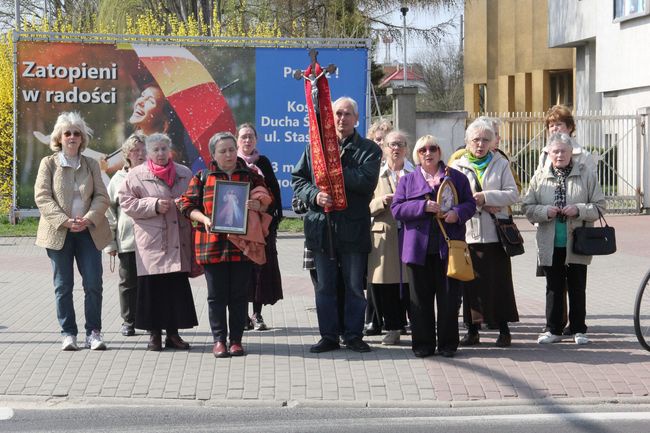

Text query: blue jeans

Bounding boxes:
[46,230,103,337]
[313,251,367,342]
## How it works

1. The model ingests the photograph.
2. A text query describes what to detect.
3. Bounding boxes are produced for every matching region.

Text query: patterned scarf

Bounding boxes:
[467,151,493,184]
[551,163,572,220]
[238,148,263,176]
[147,159,176,188]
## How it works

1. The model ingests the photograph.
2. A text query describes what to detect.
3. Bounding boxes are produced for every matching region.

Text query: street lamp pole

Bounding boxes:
[400,6,408,87]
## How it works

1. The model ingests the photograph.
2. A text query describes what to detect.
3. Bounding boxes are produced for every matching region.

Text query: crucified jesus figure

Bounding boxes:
[293,49,337,114]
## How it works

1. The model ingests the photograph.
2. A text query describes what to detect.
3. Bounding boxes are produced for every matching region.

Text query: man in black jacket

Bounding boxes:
[292,96,382,353]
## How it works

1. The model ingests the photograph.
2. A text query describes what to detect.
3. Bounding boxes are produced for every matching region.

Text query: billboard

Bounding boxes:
[15,39,369,209]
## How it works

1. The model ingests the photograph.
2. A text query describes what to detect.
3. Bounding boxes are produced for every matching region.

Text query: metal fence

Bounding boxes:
[469,112,645,214]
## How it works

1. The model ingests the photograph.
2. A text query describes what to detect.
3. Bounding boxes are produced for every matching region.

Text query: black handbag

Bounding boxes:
[489,213,525,257]
[572,209,616,255]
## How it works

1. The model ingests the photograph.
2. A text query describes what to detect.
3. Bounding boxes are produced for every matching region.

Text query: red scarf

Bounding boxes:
[304,63,347,211]
[147,159,176,188]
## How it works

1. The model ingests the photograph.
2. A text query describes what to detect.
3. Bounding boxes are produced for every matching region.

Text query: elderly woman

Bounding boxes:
[450,119,520,347]
[367,130,414,345]
[391,135,476,358]
[236,123,283,331]
[34,112,112,351]
[363,119,395,335]
[523,133,606,345]
[119,133,198,351]
[104,133,146,337]
[178,132,271,358]
[539,105,596,171]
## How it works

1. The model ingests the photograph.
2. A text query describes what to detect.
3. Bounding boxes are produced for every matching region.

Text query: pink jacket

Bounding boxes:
[118,162,193,276]
[228,186,273,265]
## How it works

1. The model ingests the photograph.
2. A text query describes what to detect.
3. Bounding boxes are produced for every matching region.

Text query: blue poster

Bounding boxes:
[255,48,368,209]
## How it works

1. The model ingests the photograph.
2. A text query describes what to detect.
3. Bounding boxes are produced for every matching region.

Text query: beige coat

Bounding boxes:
[451,151,519,244]
[367,165,410,284]
[118,163,193,276]
[34,153,111,251]
[104,168,136,254]
[522,160,606,266]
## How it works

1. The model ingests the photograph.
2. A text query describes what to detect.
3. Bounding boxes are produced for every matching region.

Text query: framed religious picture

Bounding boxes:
[210,180,250,235]
[437,177,459,218]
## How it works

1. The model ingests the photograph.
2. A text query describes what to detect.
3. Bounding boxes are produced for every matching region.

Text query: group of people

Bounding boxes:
[292,100,605,358]
[35,113,282,357]
[34,100,605,360]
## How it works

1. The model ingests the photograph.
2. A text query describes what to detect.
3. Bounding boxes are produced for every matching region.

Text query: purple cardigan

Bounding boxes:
[390,164,476,266]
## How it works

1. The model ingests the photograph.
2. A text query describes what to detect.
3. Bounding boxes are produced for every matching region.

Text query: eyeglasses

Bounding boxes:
[417,145,439,154]
[63,130,81,138]
[387,141,407,149]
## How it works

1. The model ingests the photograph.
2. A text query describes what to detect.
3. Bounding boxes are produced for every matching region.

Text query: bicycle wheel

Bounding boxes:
[633,269,650,351]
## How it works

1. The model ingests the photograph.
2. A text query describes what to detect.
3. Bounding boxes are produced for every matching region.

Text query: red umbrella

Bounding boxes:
[128,44,236,165]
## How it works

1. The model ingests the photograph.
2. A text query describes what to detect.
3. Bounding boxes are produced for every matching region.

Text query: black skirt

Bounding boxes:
[462,242,519,325]
[135,272,198,331]
[247,231,284,305]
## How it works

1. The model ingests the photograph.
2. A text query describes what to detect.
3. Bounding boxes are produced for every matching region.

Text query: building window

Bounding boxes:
[549,71,573,108]
[614,0,649,22]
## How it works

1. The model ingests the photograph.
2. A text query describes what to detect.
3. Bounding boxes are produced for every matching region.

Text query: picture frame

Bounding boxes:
[437,177,459,217]
[210,180,250,235]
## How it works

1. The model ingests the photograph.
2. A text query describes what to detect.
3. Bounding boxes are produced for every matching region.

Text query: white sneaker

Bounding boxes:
[85,330,106,350]
[574,333,590,345]
[61,335,79,351]
[537,331,563,344]
[381,330,401,346]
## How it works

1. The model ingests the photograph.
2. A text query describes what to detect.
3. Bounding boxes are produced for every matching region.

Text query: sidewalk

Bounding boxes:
[1,215,649,406]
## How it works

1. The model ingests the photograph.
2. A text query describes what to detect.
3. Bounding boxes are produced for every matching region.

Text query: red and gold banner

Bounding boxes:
[304,63,347,212]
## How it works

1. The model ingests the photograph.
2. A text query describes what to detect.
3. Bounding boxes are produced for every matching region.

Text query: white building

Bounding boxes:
[548,0,650,114]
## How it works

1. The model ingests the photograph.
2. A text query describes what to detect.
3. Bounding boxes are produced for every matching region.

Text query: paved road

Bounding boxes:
[0,215,649,407]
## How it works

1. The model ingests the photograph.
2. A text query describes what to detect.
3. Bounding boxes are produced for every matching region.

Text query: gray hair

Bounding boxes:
[385,129,409,148]
[412,134,441,163]
[145,133,172,154]
[121,133,146,169]
[49,111,93,153]
[208,131,237,156]
[464,118,496,145]
[332,96,359,116]
[476,116,501,134]
[547,132,573,150]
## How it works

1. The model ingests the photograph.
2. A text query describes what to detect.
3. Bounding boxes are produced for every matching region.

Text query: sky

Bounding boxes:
[372,3,464,65]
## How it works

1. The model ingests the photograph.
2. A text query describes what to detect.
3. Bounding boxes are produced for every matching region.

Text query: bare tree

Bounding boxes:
[416,42,464,111]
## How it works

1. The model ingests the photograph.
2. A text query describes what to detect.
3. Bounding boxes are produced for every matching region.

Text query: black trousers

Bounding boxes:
[204,261,253,343]
[406,254,459,353]
[543,248,588,335]
[372,283,408,331]
[117,252,137,326]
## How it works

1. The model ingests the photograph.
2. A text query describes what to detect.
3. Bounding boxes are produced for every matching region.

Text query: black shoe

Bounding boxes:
[439,349,455,358]
[459,333,480,346]
[413,348,435,358]
[121,324,135,337]
[310,338,340,353]
[345,337,371,353]
[244,316,254,331]
[495,333,512,347]
[363,323,381,336]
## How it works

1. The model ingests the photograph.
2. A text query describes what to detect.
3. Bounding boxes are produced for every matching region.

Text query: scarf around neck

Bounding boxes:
[467,151,493,184]
[551,163,572,217]
[147,159,176,188]
[238,149,263,176]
